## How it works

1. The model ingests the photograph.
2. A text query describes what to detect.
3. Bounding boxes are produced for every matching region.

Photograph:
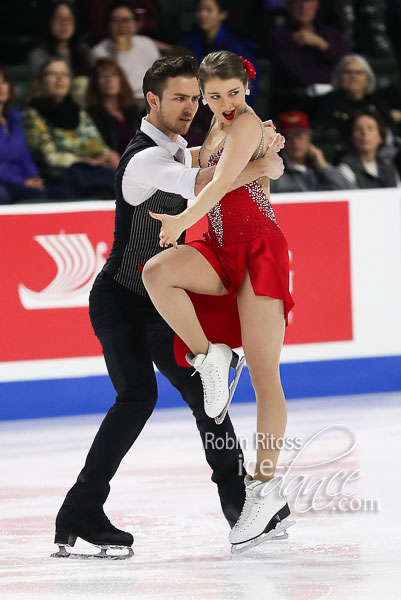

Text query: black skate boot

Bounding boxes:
[51,504,134,560]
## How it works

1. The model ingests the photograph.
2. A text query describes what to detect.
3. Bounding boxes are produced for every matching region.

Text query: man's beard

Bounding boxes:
[159,109,192,135]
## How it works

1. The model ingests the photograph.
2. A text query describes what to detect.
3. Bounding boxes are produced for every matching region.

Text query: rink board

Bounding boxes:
[1,189,400,420]
[1,356,401,420]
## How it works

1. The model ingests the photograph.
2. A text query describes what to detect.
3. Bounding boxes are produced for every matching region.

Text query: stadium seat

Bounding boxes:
[367,57,399,88]
[253,58,272,121]
[158,0,196,42]
[6,64,33,109]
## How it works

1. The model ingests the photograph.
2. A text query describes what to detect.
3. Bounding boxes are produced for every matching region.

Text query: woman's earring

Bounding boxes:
[245,88,250,96]
[202,97,208,105]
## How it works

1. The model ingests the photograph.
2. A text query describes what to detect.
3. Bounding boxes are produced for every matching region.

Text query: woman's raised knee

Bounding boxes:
[142,255,168,291]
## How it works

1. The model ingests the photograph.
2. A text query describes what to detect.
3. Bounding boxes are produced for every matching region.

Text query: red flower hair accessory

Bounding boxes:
[239,56,256,79]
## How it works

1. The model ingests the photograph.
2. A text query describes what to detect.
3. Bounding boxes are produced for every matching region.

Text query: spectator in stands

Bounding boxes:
[24,59,119,200]
[268,0,349,88]
[0,67,46,204]
[270,110,350,192]
[86,58,140,155]
[337,108,400,189]
[313,55,395,142]
[82,0,161,43]
[179,0,258,146]
[28,1,91,77]
[180,0,256,64]
[91,0,159,108]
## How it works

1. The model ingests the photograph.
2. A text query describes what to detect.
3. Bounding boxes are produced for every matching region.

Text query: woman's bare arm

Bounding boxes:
[150,116,283,247]
[194,134,284,195]
[192,119,281,192]
[182,113,266,228]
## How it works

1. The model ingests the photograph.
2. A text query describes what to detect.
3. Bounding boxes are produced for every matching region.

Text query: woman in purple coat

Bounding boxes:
[0,67,46,204]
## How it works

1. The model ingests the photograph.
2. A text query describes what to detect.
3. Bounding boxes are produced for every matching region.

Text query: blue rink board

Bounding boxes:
[1,355,401,420]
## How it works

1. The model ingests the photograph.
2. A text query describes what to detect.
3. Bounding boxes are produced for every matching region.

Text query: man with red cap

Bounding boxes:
[270,110,349,193]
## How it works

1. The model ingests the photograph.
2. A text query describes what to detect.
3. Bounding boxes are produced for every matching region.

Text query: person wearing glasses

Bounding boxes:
[24,59,119,199]
[313,54,395,143]
[28,1,91,78]
[91,0,159,110]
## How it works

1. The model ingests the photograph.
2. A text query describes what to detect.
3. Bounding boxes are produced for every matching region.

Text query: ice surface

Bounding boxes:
[1,393,401,600]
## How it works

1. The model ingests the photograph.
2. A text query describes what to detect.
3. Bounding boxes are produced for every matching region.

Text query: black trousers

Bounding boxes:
[64,271,246,526]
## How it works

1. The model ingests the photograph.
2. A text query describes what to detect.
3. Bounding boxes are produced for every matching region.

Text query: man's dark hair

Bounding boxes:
[142,55,198,113]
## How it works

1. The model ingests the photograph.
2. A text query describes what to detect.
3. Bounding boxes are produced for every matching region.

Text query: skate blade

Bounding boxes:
[215,355,245,425]
[231,518,296,555]
[51,545,134,560]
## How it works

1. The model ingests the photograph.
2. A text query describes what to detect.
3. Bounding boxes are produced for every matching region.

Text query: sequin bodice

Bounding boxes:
[205,146,282,247]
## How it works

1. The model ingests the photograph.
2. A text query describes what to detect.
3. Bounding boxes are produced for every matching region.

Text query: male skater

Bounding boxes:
[52,55,284,559]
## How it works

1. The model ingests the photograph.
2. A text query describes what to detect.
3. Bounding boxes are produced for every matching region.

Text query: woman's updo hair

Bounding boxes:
[198,51,248,91]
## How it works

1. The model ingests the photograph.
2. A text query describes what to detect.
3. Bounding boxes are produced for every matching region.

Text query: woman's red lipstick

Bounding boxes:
[222,110,235,121]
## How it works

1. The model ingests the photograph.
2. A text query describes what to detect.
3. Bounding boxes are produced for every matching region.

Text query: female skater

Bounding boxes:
[143,51,294,549]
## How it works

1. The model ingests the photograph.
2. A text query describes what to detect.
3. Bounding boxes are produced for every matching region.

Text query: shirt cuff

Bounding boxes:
[178,166,200,201]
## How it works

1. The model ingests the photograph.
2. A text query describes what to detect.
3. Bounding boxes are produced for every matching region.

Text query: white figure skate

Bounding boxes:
[186,342,245,423]
[229,475,295,555]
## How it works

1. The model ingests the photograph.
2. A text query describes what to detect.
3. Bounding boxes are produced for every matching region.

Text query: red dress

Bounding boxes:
[174,133,294,367]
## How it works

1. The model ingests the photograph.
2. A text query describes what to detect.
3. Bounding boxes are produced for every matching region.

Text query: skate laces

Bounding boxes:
[188,345,231,408]
[191,358,222,406]
[234,485,263,531]
[199,362,217,405]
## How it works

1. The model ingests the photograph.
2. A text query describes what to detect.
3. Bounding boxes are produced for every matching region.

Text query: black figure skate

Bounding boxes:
[51,505,134,560]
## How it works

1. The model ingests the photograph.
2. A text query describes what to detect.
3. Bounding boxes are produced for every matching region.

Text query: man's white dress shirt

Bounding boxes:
[122,118,200,206]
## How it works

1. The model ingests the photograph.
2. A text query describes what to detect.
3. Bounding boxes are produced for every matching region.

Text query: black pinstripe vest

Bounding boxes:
[102,131,187,297]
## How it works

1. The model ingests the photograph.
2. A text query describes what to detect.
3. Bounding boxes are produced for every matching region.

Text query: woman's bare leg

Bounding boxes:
[143,245,228,356]
[237,272,287,482]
